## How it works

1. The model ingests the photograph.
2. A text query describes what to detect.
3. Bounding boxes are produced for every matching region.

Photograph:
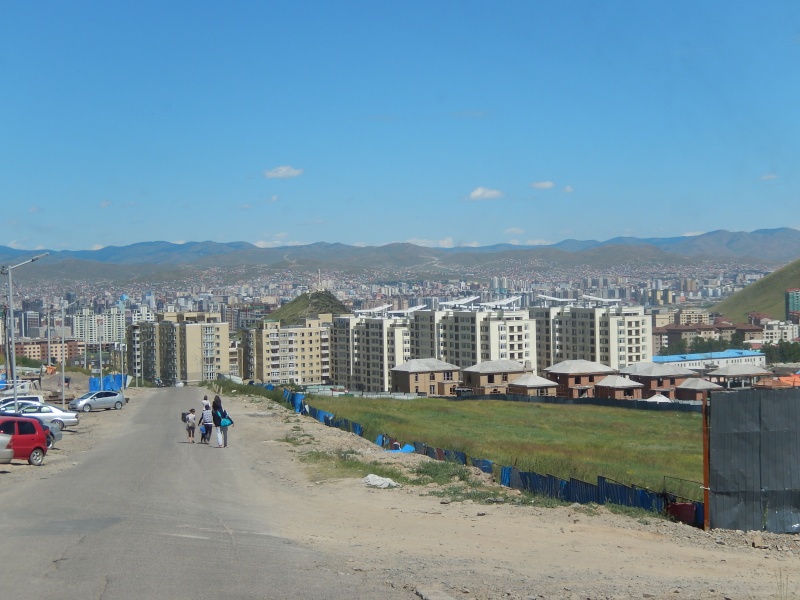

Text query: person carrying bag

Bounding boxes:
[211,395,234,448]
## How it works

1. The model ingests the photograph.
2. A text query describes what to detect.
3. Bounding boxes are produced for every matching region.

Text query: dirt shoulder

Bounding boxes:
[5,379,799,600]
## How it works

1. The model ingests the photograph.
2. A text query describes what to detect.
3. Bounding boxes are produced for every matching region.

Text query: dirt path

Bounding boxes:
[7,379,800,599]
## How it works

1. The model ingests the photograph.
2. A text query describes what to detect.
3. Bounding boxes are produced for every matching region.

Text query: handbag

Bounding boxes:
[199,424,206,435]
[220,417,232,427]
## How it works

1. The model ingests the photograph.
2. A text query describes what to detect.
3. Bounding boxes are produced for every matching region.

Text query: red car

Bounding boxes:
[0,415,48,465]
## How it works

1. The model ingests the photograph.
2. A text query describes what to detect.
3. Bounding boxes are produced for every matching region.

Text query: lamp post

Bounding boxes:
[1,253,49,414]
[60,301,77,408]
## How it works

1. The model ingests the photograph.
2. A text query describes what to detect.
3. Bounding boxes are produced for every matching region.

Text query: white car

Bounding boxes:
[5,403,80,430]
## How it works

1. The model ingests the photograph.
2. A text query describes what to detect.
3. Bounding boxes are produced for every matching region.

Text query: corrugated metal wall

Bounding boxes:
[710,388,800,533]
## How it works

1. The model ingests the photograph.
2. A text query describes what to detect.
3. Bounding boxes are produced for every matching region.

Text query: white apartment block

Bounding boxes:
[242,316,331,386]
[73,307,127,345]
[762,320,800,344]
[531,303,651,372]
[331,312,411,392]
[409,307,535,371]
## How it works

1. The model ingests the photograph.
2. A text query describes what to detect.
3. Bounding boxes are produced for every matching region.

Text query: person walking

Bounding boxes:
[185,408,197,443]
[212,395,234,448]
[199,398,213,444]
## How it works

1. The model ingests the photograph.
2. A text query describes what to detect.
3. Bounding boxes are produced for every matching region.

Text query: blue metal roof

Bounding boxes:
[654,349,764,363]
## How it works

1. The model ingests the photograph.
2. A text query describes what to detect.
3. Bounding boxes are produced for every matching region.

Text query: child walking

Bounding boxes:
[185,408,197,443]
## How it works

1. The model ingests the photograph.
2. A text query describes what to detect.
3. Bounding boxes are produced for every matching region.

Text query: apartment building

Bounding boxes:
[330,310,411,392]
[409,300,535,371]
[73,307,126,345]
[241,315,331,386]
[762,320,800,344]
[127,312,229,385]
[531,303,651,372]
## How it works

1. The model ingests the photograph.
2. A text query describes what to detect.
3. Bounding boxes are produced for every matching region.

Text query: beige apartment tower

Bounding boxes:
[241,315,331,386]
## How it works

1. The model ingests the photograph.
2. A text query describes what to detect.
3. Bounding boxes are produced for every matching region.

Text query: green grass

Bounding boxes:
[306,396,703,496]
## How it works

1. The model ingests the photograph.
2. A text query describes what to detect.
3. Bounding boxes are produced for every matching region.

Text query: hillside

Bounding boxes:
[266,290,348,325]
[714,256,800,322]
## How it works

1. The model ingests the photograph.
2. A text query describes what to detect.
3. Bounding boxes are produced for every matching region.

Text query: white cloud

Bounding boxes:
[760,173,778,180]
[682,231,704,237]
[6,240,23,249]
[353,241,368,247]
[460,241,480,247]
[562,185,574,193]
[28,205,40,214]
[406,237,455,248]
[264,165,303,179]
[172,240,187,244]
[91,244,105,250]
[265,195,279,203]
[505,227,524,235]
[239,203,253,210]
[468,187,503,201]
[525,239,553,245]
[99,200,112,208]
[531,181,555,189]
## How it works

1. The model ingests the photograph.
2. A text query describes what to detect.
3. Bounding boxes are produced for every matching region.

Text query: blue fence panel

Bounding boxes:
[570,478,599,504]
[470,458,493,474]
[599,477,635,507]
[292,392,305,413]
[413,442,426,454]
[501,466,512,487]
[444,449,466,465]
[352,422,363,437]
[635,488,665,513]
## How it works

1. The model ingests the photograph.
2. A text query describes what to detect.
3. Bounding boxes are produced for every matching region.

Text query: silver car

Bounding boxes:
[16,403,80,430]
[69,390,125,412]
[0,433,13,464]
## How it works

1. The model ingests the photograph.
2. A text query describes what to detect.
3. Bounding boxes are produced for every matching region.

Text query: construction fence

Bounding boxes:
[261,384,704,527]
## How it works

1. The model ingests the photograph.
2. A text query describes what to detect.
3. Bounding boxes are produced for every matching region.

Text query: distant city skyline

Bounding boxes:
[2,2,798,251]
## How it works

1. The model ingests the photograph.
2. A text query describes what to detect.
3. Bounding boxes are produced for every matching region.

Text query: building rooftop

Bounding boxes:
[507,374,558,388]
[391,358,460,373]
[595,375,643,389]
[544,359,617,375]
[653,349,765,363]
[620,361,698,377]
[462,359,527,374]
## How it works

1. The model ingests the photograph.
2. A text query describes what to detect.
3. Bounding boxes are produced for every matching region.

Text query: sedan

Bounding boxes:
[15,403,80,430]
[69,390,125,412]
[0,433,13,464]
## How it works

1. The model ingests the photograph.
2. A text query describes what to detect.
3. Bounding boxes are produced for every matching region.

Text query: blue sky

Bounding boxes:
[2,1,798,251]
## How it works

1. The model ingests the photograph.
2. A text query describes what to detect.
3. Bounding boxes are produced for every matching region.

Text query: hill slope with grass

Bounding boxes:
[266,290,348,325]
[714,256,800,322]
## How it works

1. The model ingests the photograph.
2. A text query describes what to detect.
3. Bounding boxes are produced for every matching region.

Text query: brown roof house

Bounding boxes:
[675,378,724,402]
[619,361,698,400]
[391,358,461,396]
[461,359,529,395]
[543,360,617,399]
[594,374,644,400]
[507,374,559,397]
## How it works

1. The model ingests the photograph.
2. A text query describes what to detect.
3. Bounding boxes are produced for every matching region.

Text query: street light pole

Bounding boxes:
[1,253,49,414]
[61,301,77,408]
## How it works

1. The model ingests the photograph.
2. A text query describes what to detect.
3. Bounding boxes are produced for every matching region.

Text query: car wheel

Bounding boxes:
[114,401,123,410]
[51,420,64,430]
[82,404,92,413]
[46,434,55,449]
[29,448,45,466]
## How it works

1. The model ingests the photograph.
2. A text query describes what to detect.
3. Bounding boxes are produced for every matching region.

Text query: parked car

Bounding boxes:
[0,433,13,464]
[69,390,125,412]
[0,415,49,465]
[14,404,79,430]
[4,414,62,449]
[0,395,46,409]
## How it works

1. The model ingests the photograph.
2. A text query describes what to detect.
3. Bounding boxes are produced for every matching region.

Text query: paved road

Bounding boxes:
[0,387,414,600]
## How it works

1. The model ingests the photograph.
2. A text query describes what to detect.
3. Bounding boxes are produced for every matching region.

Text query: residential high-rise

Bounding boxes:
[531,302,651,372]
[786,289,800,321]
[128,312,229,385]
[241,315,331,386]
[331,309,411,392]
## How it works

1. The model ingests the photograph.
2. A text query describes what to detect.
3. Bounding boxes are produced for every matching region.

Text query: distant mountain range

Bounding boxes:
[2,228,799,283]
